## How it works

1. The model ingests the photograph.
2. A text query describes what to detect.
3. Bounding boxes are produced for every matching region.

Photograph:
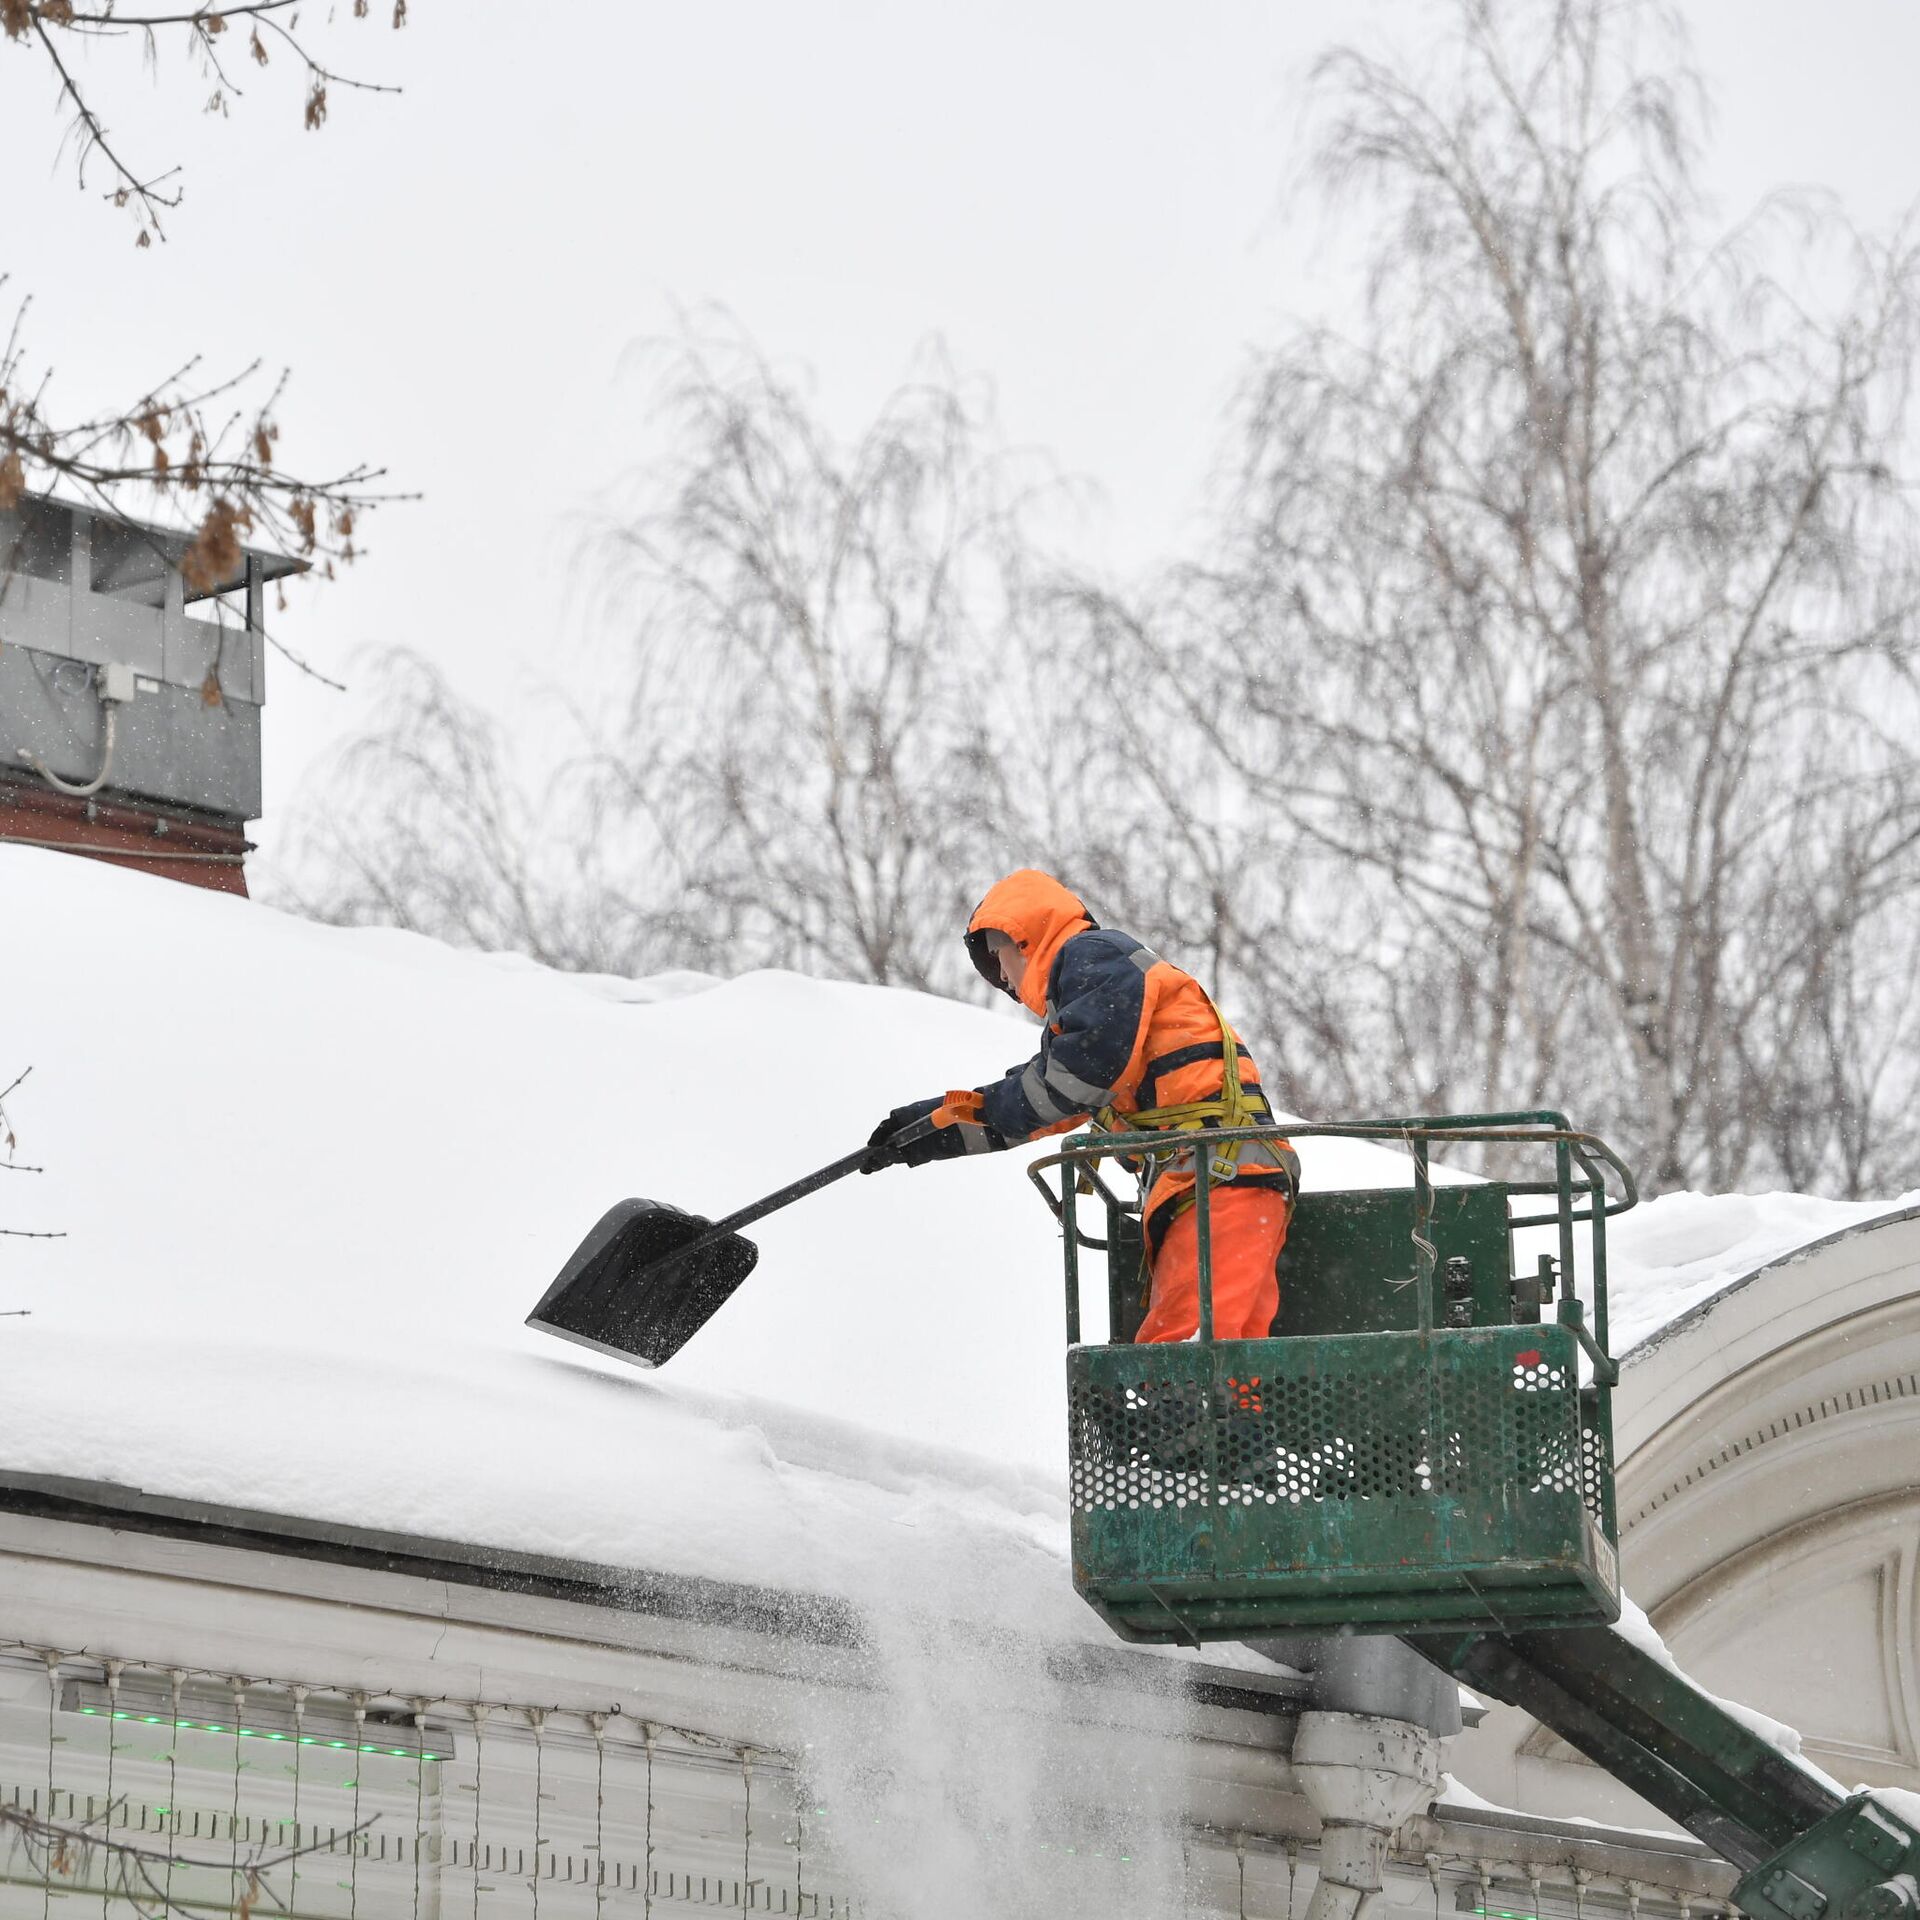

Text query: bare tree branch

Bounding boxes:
[5,0,407,242]
[0,1797,379,1920]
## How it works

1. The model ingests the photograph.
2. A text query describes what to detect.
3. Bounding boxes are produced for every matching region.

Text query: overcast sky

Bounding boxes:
[6,0,1919,873]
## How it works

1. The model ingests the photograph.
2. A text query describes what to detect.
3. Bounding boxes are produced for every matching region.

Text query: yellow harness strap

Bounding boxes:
[1095,994,1272,1188]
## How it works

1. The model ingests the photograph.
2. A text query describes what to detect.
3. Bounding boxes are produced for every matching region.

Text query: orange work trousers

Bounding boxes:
[1134,1184,1291,1344]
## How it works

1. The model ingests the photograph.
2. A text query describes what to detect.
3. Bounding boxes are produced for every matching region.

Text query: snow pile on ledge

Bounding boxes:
[1610,1595,1848,1794]
[1433,1772,1682,1838]
[1605,1188,1920,1356]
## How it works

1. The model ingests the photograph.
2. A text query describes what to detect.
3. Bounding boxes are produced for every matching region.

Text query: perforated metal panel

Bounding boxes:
[1067,1325,1620,1643]
[1070,1345,1592,1513]
[1579,1395,1616,1535]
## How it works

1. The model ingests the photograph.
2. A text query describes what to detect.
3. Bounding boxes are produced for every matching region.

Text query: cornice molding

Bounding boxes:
[1622,1366,1920,1533]
[1614,1213,1920,1461]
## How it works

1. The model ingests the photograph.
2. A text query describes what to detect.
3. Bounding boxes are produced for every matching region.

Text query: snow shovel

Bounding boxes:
[526,1115,938,1368]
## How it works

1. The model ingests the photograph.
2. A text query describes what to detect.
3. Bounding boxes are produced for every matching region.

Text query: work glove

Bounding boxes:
[862,1097,944,1173]
[861,1093,998,1172]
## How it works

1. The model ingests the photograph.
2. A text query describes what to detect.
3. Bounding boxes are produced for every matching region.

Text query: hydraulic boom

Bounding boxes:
[1409,1624,1920,1920]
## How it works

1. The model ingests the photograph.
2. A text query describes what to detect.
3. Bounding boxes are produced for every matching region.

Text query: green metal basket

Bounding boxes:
[1031,1111,1634,1645]
[1067,1324,1617,1643]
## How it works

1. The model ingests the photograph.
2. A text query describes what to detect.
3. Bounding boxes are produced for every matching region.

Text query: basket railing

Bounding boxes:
[1026,1110,1637,1378]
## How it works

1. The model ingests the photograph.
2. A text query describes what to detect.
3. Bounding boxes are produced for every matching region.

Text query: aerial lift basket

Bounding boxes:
[1036,1112,1634,1644]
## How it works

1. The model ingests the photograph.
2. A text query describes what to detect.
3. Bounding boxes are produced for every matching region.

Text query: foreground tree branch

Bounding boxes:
[2,2,411,634]
[0,1065,65,1242]
[3,0,407,243]
[1,286,392,592]
[0,1797,378,1919]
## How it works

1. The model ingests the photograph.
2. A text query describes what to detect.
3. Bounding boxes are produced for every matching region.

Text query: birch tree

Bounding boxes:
[295,333,1064,991]
[1082,0,1920,1191]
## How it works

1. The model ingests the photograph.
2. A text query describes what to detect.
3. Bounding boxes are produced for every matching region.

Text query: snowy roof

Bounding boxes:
[1605,1189,1920,1358]
[6,846,1914,1633]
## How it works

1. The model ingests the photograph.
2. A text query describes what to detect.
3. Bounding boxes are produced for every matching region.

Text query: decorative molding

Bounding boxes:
[1529,1494,1920,1786]
[1622,1369,1920,1531]
[1655,1492,1920,1777]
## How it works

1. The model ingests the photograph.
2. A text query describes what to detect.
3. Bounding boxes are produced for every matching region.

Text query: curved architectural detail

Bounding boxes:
[1454,1209,1920,1825]
[1656,1489,1920,1780]
[1622,1371,1920,1530]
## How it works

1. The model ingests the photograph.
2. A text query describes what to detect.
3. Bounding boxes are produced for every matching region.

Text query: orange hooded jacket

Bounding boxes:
[952,870,1297,1248]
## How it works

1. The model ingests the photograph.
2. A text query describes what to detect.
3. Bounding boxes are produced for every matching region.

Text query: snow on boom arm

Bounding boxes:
[1031,1111,1920,1920]
[1407,1621,1917,1920]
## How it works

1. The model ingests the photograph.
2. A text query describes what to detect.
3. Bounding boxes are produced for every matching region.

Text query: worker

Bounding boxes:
[864,869,1298,1343]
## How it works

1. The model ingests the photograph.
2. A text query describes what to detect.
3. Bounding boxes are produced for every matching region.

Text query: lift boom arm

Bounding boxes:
[1408,1626,1920,1920]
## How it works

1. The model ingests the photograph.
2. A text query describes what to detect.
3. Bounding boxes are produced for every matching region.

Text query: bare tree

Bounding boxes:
[286,1,1920,1197]
[292,329,1067,992]
[1071,0,1920,1193]
[275,648,674,973]
[2,2,405,594]
[1,1065,63,1247]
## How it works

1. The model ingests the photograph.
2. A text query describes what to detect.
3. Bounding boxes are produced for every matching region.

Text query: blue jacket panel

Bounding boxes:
[976,928,1155,1144]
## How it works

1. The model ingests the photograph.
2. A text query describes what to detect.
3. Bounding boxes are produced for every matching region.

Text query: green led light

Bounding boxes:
[64,1703,444,1762]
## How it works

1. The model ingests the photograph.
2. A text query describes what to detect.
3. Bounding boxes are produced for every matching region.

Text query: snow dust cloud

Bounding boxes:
[785,1595,1196,1918]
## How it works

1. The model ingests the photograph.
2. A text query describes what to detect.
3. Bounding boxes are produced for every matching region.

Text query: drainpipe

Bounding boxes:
[1293,1711,1443,1920]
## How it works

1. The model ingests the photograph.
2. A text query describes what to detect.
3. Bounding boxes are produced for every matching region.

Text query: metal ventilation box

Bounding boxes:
[0,492,307,891]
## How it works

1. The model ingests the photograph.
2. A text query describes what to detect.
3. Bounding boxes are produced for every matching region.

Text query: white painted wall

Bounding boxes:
[0,1508,1735,1918]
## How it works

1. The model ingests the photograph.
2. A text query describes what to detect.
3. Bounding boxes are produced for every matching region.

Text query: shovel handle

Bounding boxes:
[710,1146,874,1237]
[632,1117,938,1287]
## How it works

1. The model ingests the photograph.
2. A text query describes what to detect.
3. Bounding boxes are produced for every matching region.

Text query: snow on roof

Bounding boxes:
[7,846,1914,1618]
[0,847,1413,1623]
[1605,1188,1920,1357]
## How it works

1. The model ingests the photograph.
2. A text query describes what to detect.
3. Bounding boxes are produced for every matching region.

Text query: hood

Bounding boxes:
[967,870,1095,1017]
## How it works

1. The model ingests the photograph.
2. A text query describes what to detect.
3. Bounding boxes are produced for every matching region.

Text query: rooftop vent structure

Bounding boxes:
[0,491,306,895]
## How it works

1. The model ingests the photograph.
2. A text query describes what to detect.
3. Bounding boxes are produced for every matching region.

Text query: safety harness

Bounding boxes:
[1094,995,1291,1197]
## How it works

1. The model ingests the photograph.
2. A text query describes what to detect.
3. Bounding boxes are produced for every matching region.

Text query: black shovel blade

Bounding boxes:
[525,1199,760,1368]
